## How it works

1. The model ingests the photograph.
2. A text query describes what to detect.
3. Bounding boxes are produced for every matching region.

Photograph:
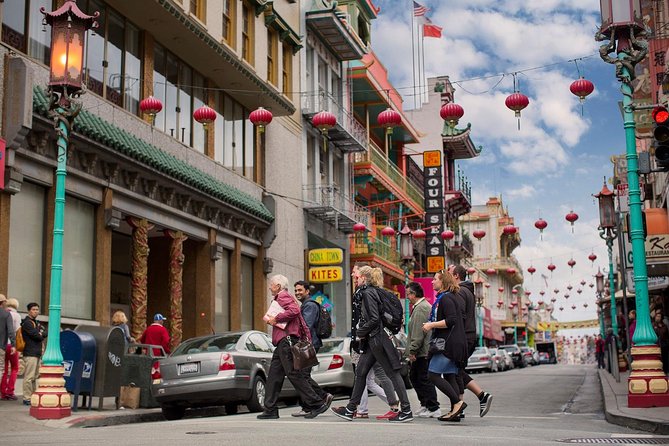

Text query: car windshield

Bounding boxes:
[172,334,241,356]
[319,339,345,353]
[489,348,497,354]
[500,345,519,352]
[474,347,486,354]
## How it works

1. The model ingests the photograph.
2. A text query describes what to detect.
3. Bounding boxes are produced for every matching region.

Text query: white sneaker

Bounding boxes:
[420,408,442,418]
[415,406,427,417]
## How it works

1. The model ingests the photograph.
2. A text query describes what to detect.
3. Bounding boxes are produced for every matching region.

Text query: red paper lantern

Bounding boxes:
[505,91,529,130]
[547,263,556,273]
[507,268,516,275]
[583,303,589,309]
[571,304,576,310]
[508,304,515,310]
[527,266,536,275]
[498,299,504,306]
[312,111,337,133]
[412,229,426,239]
[570,77,595,103]
[564,294,570,299]
[589,283,594,288]
[503,225,517,235]
[473,230,486,240]
[524,290,531,296]
[580,280,587,286]
[484,283,491,288]
[440,102,465,127]
[538,300,544,306]
[567,284,573,291]
[486,268,497,275]
[551,297,557,303]
[498,287,505,293]
[577,289,583,294]
[588,253,597,263]
[381,226,395,237]
[565,211,579,233]
[512,289,518,294]
[466,267,476,275]
[140,96,163,123]
[534,218,548,239]
[568,259,576,268]
[193,105,216,128]
[539,290,545,296]
[553,288,559,294]
[377,108,402,134]
[559,306,564,311]
[249,106,273,132]
[441,230,455,240]
[353,222,366,232]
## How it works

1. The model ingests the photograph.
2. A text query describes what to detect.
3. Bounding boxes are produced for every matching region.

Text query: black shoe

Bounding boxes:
[439,402,467,422]
[443,416,461,423]
[257,410,279,419]
[388,410,413,423]
[459,411,465,419]
[331,406,354,421]
[325,393,334,407]
[305,399,331,419]
[479,392,492,417]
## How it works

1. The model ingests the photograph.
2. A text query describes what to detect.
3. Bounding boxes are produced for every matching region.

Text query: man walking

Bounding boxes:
[22,302,43,406]
[405,282,440,418]
[291,280,332,417]
[595,334,605,369]
[452,265,493,418]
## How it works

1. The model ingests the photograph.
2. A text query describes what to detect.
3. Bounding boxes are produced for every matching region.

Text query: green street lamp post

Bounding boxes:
[398,221,414,334]
[473,276,485,347]
[595,181,618,337]
[597,0,668,407]
[595,269,606,337]
[32,1,98,420]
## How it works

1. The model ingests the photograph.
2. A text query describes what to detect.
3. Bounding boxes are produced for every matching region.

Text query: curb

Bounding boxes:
[598,370,669,435]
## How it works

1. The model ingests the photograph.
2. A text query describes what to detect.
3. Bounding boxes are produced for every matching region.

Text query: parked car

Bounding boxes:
[152,330,297,420]
[312,337,354,393]
[498,348,514,370]
[488,348,506,371]
[466,347,496,372]
[538,352,551,364]
[530,347,540,365]
[519,346,536,366]
[499,344,524,368]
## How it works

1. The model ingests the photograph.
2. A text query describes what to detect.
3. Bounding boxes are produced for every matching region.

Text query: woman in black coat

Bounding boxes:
[422,269,468,421]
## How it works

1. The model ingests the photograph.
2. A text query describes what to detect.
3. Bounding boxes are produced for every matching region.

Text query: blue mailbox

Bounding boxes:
[61,330,96,411]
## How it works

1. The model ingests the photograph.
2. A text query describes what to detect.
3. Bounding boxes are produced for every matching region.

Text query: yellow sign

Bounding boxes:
[309,266,343,283]
[427,256,445,273]
[537,319,600,331]
[423,150,442,167]
[308,248,343,265]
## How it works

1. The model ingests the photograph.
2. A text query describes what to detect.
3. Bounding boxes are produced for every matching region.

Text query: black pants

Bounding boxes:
[596,351,605,369]
[409,356,439,411]
[460,340,477,389]
[264,338,324,412]
[299,348,328,411]
[429,371,459,407]
[347,335,411,412]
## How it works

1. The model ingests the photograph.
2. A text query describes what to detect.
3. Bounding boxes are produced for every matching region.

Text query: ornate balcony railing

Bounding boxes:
[301,93,367,153]
[350,235,400,265]
[303,184,370,233]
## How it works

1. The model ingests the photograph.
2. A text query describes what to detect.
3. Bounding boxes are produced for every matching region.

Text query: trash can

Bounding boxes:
[74,325,125,409]
[61,330,96,411]
[121,343,165,408]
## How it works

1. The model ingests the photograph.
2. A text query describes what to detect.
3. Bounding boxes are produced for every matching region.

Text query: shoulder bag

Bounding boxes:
[290,313,319,370]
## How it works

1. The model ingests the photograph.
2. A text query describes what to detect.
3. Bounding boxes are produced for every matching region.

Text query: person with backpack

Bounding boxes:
[291,281,333,417]
[332,265,413,423]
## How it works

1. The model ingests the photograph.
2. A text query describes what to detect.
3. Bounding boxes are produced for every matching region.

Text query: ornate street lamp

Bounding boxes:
[398,221,414,333]
[596,1,663,406]
[596,268,606,337]
[36,0,99,420]
[594,181,618,339]
[473,277,485,347]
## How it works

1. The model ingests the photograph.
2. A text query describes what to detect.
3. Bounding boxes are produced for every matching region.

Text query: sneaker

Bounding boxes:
[6,395,17,401]
[388,410,413,423]
[420,408,441,418]
[22,400,30,406]
[353,412,369,419]
[331,406,354,421]
[291,409,310,417]
[376,409,399,420]
[256,410,279,419]
[479,392,493,417]
[305,400,331,419]
[415,406,427,417]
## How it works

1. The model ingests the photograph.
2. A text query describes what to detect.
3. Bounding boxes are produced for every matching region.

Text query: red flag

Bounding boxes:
[423,23,442,38]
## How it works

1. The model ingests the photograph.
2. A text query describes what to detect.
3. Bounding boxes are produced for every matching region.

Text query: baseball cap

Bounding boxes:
[154,313,166,321]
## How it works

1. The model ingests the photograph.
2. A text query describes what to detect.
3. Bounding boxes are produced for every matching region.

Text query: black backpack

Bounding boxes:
[374,287,404,334]
[309,300,332,339]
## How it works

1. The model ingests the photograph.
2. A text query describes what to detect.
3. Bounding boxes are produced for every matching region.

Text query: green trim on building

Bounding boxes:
[33,87,274,223]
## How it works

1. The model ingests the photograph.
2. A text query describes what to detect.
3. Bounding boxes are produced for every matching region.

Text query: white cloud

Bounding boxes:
[506,184,537,199]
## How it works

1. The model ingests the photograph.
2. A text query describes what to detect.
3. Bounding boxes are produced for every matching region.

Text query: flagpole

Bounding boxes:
[410,0,417,110]
[420,23,426,105]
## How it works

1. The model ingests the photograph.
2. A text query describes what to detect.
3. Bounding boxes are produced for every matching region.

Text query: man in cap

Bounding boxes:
[140,313,171,356]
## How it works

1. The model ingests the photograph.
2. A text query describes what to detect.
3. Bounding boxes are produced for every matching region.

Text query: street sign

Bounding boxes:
[626,270,669,293]
[308,266,343,283]
[308,248,343,265]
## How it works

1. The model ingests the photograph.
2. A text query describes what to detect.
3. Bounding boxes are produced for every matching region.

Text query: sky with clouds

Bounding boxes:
[370,0,630,330]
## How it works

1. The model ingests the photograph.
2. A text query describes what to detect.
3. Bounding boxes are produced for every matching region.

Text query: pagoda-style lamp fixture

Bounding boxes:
[36,0,99,420]
[398,220,415,334]
[594,179,619,339]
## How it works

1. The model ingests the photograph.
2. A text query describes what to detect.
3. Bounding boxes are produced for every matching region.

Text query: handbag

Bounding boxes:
[290,313,319,370]
[428,337,446,355]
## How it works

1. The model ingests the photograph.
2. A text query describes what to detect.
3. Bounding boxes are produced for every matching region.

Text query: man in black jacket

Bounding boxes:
[22,302,46,406]
[453,265,493,418]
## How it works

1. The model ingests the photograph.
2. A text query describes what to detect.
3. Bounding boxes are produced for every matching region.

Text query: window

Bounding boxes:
[214,248,231,332]
[242,2,254,64]
[61,195,95,319]
[240,256,254,330]
[214,92,256,181]
[282,42,292,98]
[8,182,46,308]
[190,0,206,22]
[246,333,272,353]
[221,0,234,44]
[267,28,278,85]
[2,0,52,65]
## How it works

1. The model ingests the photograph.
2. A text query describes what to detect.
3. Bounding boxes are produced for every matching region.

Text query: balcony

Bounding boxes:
[303,185,370,234]
[302,93,367,153]
[475,256,524,285]
[350,236,404,280]
[306,8,367,61]
[444,169,472,221]
[353,143,424,214]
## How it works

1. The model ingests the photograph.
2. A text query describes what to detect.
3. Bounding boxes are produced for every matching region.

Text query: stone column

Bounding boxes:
[165,229,187,351]
[128,217,154,340]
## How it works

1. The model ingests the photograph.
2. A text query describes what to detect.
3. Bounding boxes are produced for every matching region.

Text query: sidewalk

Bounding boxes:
[598,369,669,434]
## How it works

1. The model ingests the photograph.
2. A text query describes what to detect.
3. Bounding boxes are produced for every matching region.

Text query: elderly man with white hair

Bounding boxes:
[257,274,332,420]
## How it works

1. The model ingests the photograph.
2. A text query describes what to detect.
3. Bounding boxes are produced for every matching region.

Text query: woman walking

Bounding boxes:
[422,269,468,422]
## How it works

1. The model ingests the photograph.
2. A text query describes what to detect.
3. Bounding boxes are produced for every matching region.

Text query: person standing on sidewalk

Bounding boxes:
[331,266,413,423]
[258,275,331,420]
[1,298,21,400]
[22,302,44,406]
[452,265,493,418]
[595,334,606,369]
[405,281,440,418]
[291,280,333,418]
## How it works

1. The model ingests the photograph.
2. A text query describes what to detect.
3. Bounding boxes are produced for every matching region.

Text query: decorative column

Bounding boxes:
[129,217,154,340]
[165,230,187,351]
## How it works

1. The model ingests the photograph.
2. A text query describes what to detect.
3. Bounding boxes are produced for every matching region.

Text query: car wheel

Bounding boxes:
[246,375,266,413]
[225,403,239,415]
[161,405,185,421]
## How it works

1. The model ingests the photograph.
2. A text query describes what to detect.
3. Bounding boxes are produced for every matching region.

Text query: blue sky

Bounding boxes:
[370,0,627,327]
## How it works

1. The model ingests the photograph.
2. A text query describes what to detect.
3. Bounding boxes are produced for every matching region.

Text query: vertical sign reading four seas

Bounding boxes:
[423,150,444,273]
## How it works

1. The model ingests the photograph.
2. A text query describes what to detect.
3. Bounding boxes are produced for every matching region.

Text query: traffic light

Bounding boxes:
[653,106,669,171]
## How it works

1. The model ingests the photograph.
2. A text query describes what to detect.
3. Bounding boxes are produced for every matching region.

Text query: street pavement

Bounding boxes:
[2,364,668,445]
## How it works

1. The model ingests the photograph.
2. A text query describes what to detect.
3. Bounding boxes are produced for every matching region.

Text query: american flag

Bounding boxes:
[413,1,428,17]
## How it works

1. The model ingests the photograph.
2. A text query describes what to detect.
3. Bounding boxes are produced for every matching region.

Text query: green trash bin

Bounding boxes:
[121,343,166,408]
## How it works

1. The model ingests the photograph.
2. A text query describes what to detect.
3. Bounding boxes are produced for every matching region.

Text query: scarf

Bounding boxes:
[429,290,448,322]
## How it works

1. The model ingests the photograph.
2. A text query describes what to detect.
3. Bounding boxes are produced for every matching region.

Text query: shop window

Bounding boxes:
[240,256,254,330]
[214,249,231,332]
[2,0,52,65]
[61,196,95,320]
[8,182,46,308]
